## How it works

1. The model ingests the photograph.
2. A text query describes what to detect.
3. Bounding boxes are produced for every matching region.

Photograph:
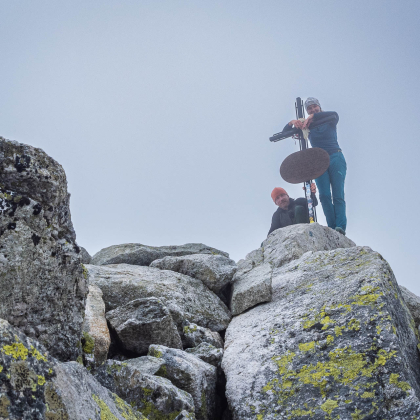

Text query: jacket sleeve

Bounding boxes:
[312,111,339,126]
[267,210,281,237]
[282,122,294,132]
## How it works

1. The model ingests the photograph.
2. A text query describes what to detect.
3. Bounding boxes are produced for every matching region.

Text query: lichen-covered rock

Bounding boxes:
[222,245,420,419]
[80,246,92,264]
[82,284,111,366]
[149,345,217,420]
[0,138,87,361]
[185,343,224,368]
[230,262,272,316]
[400,285,420,327]
[150,254,237,296]
[93,359,195,419]
[183,322,224,349]
[175,411,196,420]
[106,297,183,355]
[92,243,229,266]
[0,318,145,419]
[88,264,231,332]
[262,222,355,268]
[125,355,167,375]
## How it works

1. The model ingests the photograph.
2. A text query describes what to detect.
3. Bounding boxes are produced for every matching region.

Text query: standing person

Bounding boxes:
[267,185,317,237]
[283,97,347,235]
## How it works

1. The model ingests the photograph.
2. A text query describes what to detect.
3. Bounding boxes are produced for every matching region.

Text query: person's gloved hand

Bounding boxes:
[302,114,314,129]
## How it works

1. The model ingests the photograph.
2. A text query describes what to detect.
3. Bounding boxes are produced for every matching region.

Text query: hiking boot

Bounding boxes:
[335,227,346,236]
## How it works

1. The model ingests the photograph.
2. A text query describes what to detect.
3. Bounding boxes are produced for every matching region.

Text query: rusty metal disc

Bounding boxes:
[280,147,330,184]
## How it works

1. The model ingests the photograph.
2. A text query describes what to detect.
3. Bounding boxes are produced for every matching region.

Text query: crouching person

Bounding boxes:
[267,185,317,237]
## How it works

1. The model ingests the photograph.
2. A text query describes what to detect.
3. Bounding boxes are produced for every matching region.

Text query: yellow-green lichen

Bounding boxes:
[347,319,361,331]
[81,264,89,280]
[2,341,28,360]
[389,373,411,392]
[93,394,119,420]
[361,391,375,398]
[320,399,338,416]
[38,375,46,386]
[30,345,48,362]
[82,332,95,355]
[183,324,198,334]
[299,341,316,352]
[262,344,396,414]
[326,335,334,345]
[149,348,162,358]
[113,394,146,420]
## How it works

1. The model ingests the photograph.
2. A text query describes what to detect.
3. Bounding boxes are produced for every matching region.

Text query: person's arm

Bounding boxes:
[312,111,339,125]
[267,210,281,237]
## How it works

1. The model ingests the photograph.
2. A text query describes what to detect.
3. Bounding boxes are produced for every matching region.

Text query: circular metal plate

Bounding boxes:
[280,147,330,184]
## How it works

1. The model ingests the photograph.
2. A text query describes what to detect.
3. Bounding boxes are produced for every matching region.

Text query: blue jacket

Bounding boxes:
[282,111,341,155]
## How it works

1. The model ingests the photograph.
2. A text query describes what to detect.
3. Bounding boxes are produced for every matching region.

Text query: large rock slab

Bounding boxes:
[0,318,146,419]
[400,285,420,327]
[106,297,182,355]
[82,284,111,366]
[149,345,217,420]
[150,254,237,296]
[93,359,195,419]
[88,264,231,332]
[222,246,420,419]
[262,222,355,268]
[230,262,272,316]
[0,138,87,361]
[92,243,229,266]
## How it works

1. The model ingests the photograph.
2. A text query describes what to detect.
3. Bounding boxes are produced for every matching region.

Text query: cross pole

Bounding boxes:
[271,97,318,223]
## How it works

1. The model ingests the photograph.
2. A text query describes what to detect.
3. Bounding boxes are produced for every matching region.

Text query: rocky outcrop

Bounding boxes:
[223,243,420,419]
[91,243,229,266]
[87,264,231,332]
[183,322,224,349]
[106,297,183,355]
[80,246,92,264]
[82,284,111,366]
[400,285,420,327]
[0,138,87,361]
[0,319,145,419]
[229,224,354,317]
[149,344,217,420]
[150,254,237,296]
[262,222,355,268]
[230,262,272,316]
[93,359,195,419]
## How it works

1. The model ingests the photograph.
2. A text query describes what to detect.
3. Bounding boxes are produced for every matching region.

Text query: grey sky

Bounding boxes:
[2,1,420,292]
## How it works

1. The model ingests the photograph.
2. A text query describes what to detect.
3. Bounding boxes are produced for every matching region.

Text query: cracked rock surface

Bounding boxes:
[87,263,231,332]
[222,245,420,419]
[0,137,87,361]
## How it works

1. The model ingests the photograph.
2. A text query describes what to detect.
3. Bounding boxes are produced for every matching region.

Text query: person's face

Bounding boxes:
[275,193,289,209]
[306,104,321,115]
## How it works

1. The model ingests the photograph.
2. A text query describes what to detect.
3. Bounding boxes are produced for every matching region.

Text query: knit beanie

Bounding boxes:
[304,97,321,111]
[271,187,288,203]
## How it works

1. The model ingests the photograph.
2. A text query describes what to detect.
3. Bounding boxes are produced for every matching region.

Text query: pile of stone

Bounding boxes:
[3,136,420,420]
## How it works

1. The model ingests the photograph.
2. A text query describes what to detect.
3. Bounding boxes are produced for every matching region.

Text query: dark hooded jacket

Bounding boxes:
[267,196,318,237]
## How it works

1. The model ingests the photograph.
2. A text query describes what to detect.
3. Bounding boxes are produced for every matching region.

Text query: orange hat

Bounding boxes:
[271,187,288,203]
